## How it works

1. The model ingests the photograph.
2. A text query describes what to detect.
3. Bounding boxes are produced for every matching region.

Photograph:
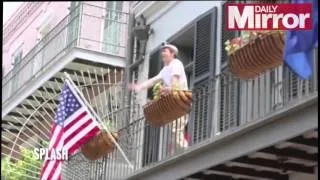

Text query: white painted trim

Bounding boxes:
[147,1,179,25]
[72,47,126,67]
[213,3,223,136]
[134,1,179,25]
[132,1,143,12]
[134,1,156,19]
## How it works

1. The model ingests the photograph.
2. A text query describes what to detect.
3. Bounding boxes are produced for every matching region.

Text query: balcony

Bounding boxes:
[62,49,318,179]
[2,2,129,106]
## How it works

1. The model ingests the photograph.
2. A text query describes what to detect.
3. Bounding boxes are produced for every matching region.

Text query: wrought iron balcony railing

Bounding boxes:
[63,49,318,180]
[2,2,129,105]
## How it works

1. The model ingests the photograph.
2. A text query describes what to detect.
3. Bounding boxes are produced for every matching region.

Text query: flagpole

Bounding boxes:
[63,72,134,169]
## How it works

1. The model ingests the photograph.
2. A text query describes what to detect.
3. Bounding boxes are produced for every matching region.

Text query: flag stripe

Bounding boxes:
[63,107,86,127]
[41,131,64,180]
[48,160,61,180]
[51,128,64,152]
[48,125,59,150]
[42,159,56,180]
[64,121,100,153]
[64,113,91,138]
[64,118,94,144]
[41,126,63,178]
[64,111,87,131]
[41,81,101,180]
[51,162,62,180]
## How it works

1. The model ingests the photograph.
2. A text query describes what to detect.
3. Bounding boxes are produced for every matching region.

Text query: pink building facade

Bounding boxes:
[3,2,70,76]
[3,1,129,76]
[2,1,131,169]
[2,1,130,104]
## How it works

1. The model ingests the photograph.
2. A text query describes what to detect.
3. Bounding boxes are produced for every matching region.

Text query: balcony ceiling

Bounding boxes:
[183,128,318,180]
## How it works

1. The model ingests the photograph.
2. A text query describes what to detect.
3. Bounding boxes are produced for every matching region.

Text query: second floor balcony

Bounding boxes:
[2,47,317,179]
[60,51,317,179]
[2,2,130,107]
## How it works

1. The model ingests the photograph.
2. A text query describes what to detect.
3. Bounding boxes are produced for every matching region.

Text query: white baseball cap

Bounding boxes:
[161,43,178,55]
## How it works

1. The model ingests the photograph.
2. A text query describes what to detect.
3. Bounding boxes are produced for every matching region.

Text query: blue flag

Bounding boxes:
[283,0,318,79]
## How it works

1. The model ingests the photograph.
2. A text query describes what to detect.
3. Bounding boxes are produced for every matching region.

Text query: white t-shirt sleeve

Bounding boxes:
[170,60,184,77]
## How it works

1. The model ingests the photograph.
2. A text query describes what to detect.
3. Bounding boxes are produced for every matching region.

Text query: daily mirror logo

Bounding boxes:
[226,3,313,30]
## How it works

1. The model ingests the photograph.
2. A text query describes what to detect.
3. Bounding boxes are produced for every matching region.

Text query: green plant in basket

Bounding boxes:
[101,120,117,132]
[152,80,163,101]
[225,30,285,56]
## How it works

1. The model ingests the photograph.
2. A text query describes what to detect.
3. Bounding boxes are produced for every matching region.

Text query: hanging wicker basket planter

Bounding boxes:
[143,90,192,127]
[227,31,285,80]
[81,131,119,160]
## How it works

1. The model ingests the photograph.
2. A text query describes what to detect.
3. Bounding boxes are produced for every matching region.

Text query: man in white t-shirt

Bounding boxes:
[129,43,189,152]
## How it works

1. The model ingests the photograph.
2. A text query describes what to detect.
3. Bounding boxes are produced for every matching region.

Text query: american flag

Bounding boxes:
[40,80,100,180]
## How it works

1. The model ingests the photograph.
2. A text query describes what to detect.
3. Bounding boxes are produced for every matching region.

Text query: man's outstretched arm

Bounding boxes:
[128,75,161,93]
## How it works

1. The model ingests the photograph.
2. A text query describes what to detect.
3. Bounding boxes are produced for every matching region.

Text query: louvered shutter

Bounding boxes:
[220,2,238,68]
[142,124,160,167]
[190,8,217,144]
[142,50,161,166]
[219,2,240,132]
[219,72,240,132]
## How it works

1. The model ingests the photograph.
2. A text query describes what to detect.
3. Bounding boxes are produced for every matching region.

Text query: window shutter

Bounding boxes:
[218,72,240,132]
[219,2,240,132]
[221,3,238,67]
[142,50,161,166]
[142,125,160,167]
[191,7,217,144]
[194,14,211,78]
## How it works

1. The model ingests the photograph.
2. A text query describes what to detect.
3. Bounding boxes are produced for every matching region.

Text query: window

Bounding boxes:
[11,44,23,91]
[102,1,123,54]
[37,24,51,42]
[67,1,80,45]
[11,45,23,66]
[34,9,54,75]
[36,7,54,42]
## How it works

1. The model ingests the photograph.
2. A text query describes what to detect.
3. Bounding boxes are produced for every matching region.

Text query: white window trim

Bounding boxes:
[100,1,107,51]
[36,7,54,28]
[100,1,123,53]
[11,42,24,65]
[37,23,52,41]
[36,7,54,41]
